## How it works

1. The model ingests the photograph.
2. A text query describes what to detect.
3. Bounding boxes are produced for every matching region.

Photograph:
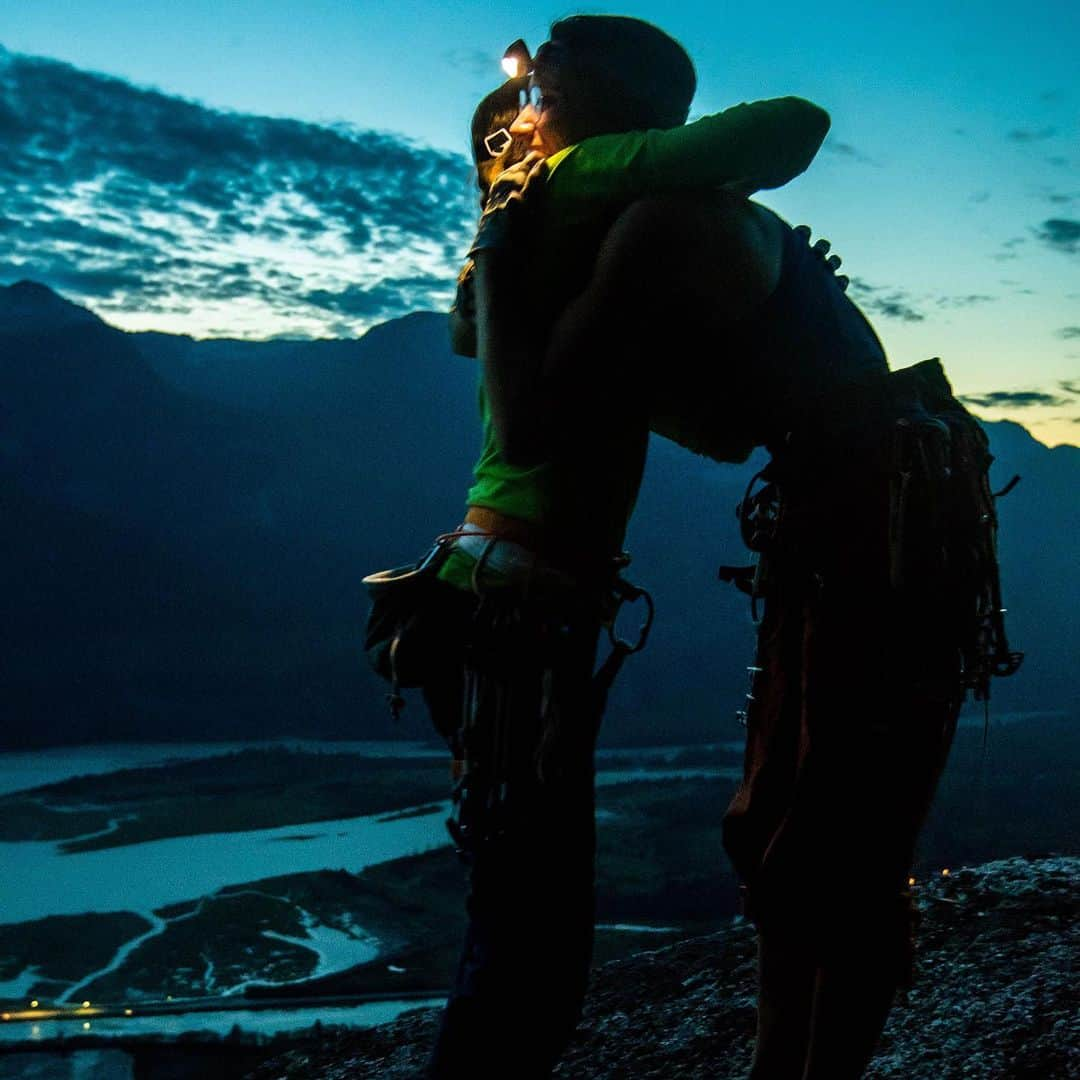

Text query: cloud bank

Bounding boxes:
[960,390,1069,409]
[0,46,477,337]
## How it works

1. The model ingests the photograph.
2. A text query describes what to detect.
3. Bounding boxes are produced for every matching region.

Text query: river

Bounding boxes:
[0,741,733,1044]
[1,770,732,923]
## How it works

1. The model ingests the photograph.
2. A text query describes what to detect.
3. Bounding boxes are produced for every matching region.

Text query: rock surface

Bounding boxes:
[247,855,1078,1079]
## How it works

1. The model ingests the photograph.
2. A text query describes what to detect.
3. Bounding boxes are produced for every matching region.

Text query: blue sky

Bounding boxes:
[2,1,1078,445]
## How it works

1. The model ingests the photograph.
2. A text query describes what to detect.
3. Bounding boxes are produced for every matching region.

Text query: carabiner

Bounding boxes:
[606,579,655,655]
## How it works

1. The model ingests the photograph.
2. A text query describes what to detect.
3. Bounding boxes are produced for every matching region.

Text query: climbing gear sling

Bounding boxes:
[445,551,653,860]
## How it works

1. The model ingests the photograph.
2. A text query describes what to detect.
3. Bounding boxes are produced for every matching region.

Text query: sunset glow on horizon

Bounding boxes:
[2,1,1077,446]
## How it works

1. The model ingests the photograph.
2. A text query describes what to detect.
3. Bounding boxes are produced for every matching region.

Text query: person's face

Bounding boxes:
[509,61,610,155]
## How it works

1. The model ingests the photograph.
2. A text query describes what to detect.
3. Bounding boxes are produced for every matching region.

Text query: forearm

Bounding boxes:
[659,96,831,191]
[549,97,830,206]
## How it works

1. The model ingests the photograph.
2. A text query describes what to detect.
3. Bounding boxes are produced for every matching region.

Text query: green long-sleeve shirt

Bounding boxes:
[444,97,829,584]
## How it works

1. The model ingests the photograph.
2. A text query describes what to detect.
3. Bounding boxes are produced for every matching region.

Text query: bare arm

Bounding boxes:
[480,193,783,464]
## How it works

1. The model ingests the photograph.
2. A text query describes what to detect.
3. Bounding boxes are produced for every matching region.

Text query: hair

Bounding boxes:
[541,16,696,133]
[469,76,532,197]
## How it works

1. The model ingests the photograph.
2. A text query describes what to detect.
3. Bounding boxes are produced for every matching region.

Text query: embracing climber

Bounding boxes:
[365,14,1020,1079]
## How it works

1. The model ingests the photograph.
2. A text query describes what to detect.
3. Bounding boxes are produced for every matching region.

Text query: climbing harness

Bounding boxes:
[445,551,653,861]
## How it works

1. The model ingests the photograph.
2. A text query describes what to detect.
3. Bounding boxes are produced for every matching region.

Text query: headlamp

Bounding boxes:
[501,39,532,80]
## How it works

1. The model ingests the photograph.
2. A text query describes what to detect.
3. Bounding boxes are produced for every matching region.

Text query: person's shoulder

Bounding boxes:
[548,129,649,178]
[544,130,652,211]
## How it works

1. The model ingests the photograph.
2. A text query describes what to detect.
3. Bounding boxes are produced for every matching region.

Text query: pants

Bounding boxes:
[722,438,963,1079]
[425,587,603,1079]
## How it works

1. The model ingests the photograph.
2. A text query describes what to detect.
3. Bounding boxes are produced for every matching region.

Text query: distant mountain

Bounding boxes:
[1,282,1075,748]
[977,420,1079,715]
[0,467,282,746]
[0,279,105,336]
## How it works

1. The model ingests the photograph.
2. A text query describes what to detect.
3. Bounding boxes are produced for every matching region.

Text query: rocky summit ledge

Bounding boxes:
[247,856,1078,1079]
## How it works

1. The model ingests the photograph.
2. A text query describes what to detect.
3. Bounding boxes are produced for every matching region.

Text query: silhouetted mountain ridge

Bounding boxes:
[1,282,1075,747]
[0,279,105,336]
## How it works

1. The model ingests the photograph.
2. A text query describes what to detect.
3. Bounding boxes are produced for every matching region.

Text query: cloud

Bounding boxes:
[871,298,924,321]
[303,274,449,319]
[1033,218,1080,255]
[822,139,878,166]
[998,278,1035,295]
[443,47,496,79]
[1058,327,1080,340]
[1060,379,1080,395]
[0,48,477,337]
[848,278,925,322]
[960,390,1069,409]
[992,236,1027,262]
[1007,127,1057,142]
[935,293,996,309]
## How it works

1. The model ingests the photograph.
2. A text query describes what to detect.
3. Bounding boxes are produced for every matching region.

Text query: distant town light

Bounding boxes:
[83,1021,91,1030]
[166,995,173,1002]
[941,868,950,877]
[81,1000,91,1008]
[1,1013,10,1022]
[30,1000,39,1008]
[908,876,916,886]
